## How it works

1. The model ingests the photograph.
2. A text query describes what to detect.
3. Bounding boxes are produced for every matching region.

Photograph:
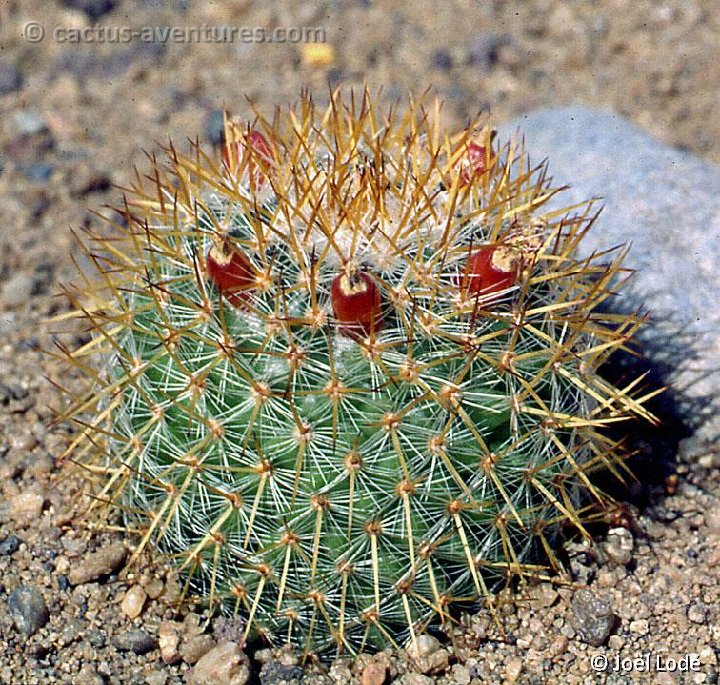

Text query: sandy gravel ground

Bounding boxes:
[1,1,719,683]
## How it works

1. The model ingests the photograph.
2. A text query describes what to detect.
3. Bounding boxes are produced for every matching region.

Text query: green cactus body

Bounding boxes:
[61,91,654,655]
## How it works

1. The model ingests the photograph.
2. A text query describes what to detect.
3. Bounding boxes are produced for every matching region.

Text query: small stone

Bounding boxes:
[76,664,105,685]
[607,635,625,650]
[121,585,147,619]
[629,619,649,635]
[526,582,559,609]
[705,508,720,533]
[451,664,471,685]
[430,50,453,71]
[143,576,165,599]
[62,0,117,20]
[0,534,21,556]
[10,492,44,526]
[405,634,440,660]
[112,629,157,655]
[181,634,216,665]
[603,527,634,565]
[0,59,23,95]
[504,657,523,683]
[548,635,569,657]
[361,660,387,685]
[158,620,182,664]
[70,167,112,197]
[688,603,707,624]
[144,671,167,685]
[405,635,448,675]
[1,274,35,310]
[399,675,433,685]
[570,588,615,647]
[8,585,50,637]
[258,660,303,684]
[187,641,250,685]
[68,542,127,585]
[329,659,352,684]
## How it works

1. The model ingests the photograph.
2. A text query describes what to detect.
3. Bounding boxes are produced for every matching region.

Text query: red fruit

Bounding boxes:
[206,241,255,306]
[461,245,518,298]
[222,130,274,187]
[331,271,383,336]
[454,141,494,186]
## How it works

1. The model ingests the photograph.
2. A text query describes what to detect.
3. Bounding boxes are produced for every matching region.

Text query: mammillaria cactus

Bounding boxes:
[59,90,656,656]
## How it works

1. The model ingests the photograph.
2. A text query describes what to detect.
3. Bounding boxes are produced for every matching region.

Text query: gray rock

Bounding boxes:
[111,629,157,654]
[570,587,615,646]
[259,661,303,684]
[498,108,720,442]
[0,534,21,556]
[0,60,22,95]
[8,585,50,636]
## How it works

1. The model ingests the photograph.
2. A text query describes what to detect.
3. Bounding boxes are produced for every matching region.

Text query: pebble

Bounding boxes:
[259,660,303,684]
[111,629,157,654]
[570,588,615,646]
[187,641,250,685]
[450,664,471,685]
[504,657,523,683]
[360,660,387,685]
[62,0,117,20]
[0,59,22,95]
[629,619,649,635]
[8,585,50,637]
[687,603,707,624]
[120,584,147,619]
[603,527,634,565]
[403,633,449,674]
[10,492,44,526]
[158,620,182,664]
[180,634,216,665]
[143,576,165,599]
[1,274,35,310]
[68,542,127,585]
[0,534,21,556]
[76,665,105,685]
[430,50,454,71]
[398,675,433,685]
[70,167,112,197]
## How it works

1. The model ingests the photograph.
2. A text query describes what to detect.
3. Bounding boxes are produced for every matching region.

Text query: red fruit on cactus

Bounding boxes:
[206,241,255,305]
[222,129,274,187]
[331,269,383,335]
[462,245,518,298]
[455,141,494,186]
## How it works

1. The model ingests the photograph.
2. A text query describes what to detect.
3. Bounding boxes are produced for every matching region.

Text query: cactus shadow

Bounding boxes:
[591,299,718,510]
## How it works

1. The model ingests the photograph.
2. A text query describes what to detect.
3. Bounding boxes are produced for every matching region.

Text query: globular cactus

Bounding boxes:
[58,90,656,656]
